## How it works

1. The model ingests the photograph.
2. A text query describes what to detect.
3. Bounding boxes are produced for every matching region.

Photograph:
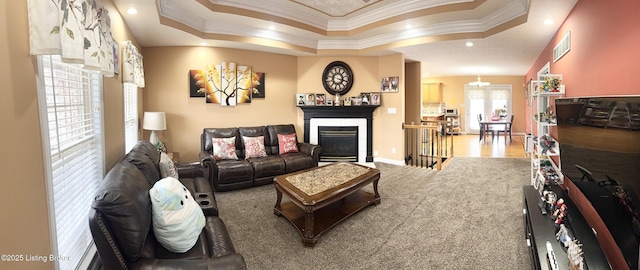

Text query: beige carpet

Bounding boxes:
[214,157,532,269]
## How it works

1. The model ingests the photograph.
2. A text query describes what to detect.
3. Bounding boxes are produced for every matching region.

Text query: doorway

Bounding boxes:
[465,84,512,134]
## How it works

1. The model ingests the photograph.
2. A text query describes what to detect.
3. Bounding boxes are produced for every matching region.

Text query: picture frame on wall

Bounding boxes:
[381,76,399,92]
[296,93,305,106]
[189,69,206,97]
[252,72,265,98]
[306,93,316,105]
[315,93,325,106]
[371,92,381,105]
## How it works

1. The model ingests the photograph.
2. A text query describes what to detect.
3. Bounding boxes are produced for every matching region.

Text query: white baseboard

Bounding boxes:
[373,157,405,166]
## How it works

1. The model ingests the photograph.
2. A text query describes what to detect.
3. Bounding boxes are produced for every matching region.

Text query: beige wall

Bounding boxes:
[422,75,526,134]
[0,2,51,269]
[142,47,299,162]
[1,1,139,269]
[405,62,422,126]
[376,54,406,161]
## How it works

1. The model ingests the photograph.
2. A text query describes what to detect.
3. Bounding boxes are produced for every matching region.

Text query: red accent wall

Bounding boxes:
[527,2,640,269]
[526,1,640,96]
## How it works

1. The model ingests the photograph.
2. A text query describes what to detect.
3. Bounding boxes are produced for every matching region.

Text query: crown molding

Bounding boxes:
[157,0,529,53]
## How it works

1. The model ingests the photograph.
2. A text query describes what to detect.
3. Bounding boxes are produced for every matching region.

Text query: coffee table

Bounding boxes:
[273,162,380,247]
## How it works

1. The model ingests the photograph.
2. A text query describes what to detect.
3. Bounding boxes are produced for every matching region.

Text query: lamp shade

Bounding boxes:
[143,112,166,131]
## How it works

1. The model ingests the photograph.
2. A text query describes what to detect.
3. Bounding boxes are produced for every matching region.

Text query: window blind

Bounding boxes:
[124,83,139,153]
[37,54,104,270]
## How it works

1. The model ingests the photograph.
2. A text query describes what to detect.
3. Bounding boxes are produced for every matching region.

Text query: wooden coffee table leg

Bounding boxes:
[372,179,381,205]
[302,206,317,247]
[273,184,283,216]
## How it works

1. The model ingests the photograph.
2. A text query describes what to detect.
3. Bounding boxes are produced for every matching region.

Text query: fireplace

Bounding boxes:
[318,126,358,162]
[300,106,378,163]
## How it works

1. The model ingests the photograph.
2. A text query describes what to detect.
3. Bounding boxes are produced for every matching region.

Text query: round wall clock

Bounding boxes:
[322,61,354,95]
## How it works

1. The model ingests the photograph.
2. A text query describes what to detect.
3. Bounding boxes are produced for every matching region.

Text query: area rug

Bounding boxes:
[214,157,532,269]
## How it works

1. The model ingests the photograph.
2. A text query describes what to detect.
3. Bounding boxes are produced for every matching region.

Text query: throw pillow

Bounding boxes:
[159,152,179,179]
[212,137,238,160]
[243,136,268,159]
[150,177,205,253]
[277,133,299,154]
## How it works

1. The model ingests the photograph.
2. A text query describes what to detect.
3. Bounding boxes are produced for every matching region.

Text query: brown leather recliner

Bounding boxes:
[89,141,246,269]
[200,124,321,191]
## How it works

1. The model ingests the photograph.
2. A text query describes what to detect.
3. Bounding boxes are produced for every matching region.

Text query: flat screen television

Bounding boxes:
[555,96,640,269]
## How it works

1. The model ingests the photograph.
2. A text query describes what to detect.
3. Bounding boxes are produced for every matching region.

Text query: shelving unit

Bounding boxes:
[530,75,564,190]
[445,112,460,135]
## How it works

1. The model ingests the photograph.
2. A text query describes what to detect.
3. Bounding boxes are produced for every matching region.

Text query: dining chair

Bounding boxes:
[496,114,515,142]
[477,114,494,142]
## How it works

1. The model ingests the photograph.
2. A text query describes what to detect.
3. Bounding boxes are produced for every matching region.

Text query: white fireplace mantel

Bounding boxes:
[310,118,367,163]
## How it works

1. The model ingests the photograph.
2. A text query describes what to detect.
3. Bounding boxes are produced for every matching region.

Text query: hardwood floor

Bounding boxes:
[451,134,528,158]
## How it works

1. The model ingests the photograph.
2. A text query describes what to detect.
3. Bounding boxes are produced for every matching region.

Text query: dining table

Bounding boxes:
[479,118,510,142]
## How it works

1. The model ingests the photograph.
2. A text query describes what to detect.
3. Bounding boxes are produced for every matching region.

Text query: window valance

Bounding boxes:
[27,0,116,76]
[122,40,146,87]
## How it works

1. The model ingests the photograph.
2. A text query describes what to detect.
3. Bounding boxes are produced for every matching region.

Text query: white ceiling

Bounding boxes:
[111,0,578,76]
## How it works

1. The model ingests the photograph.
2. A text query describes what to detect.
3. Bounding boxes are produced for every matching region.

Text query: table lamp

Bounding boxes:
[142,112,166,146]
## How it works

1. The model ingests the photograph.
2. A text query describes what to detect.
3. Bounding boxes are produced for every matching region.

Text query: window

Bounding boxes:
[124,83,139,152]
[464,85,512,133]
[36,55,104,270]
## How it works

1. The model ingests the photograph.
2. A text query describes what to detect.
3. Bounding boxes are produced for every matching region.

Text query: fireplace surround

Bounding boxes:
[299,106,379,163]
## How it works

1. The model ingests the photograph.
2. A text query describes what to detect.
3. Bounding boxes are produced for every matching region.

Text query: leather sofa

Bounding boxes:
[200,124,321,191]
[89,141,246,270]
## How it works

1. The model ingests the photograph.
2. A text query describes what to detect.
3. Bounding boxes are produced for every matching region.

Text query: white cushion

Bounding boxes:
[159,152,179,179]
[149,177,205,253]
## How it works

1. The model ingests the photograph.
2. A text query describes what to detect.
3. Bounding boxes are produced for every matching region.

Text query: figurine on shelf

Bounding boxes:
[539,135,556,155]
[556,224,573,248]
[543,190,558,213]
[540,76,562,92]
[543,106,556,123]
[567,239,585,270]
[553,198,567,228]
[533,135,555,155]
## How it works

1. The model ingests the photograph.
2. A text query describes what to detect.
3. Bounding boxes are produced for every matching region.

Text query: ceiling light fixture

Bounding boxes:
[544,18,553,25]
[200,42,207,46]
[127,8,138,15]
[466,41,474,47]
[468,75,490,87]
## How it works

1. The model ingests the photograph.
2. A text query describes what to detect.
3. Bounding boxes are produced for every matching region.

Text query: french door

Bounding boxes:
[465,84,512,134]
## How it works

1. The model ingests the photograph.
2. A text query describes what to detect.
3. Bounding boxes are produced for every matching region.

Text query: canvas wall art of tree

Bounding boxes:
[199,62,265,105]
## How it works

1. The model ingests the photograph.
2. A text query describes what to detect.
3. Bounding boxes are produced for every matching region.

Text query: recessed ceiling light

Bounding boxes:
[466,41,474,47]
[269,25,276,30]
[544,18,553,25]
[200,42,207,46]
[127,8,138,15]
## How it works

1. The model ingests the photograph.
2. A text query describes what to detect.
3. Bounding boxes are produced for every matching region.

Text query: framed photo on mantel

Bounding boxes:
[305,93,315,106]
[296,93,305,106]
[371,92,381,105]
[315,93,325,106]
